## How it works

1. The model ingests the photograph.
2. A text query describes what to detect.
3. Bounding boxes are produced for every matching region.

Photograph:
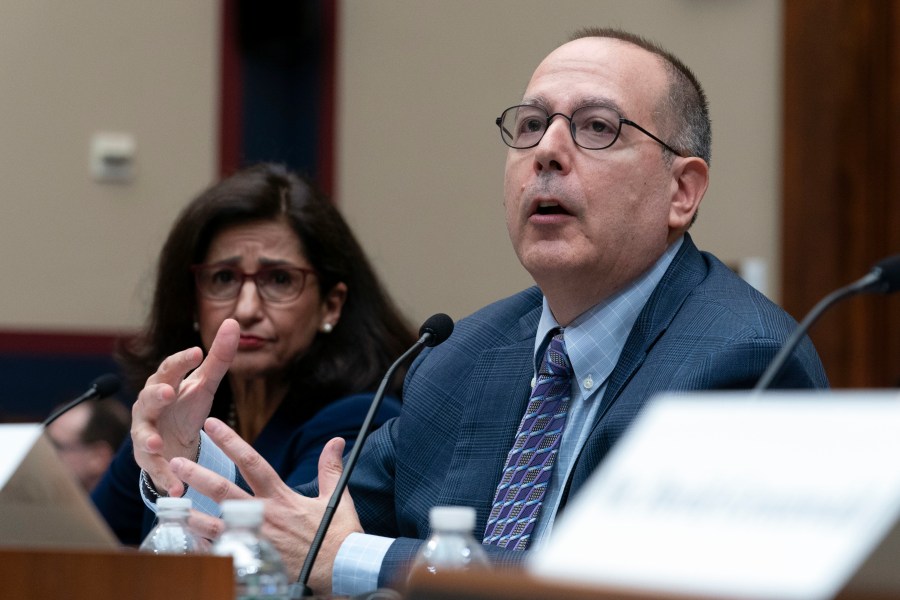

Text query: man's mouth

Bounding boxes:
[534,200,570,216]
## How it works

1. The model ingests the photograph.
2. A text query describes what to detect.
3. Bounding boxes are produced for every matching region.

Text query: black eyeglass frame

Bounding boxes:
[190,263,317,303]
[495,104,685,157]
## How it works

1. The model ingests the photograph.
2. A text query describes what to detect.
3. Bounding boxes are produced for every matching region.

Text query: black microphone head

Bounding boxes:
[92,373,121,398]
[419,313,454,347]
[872,254,900,293]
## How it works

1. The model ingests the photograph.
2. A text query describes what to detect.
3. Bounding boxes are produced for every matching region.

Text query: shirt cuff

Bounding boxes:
[332,532,395,596]
[139,430,236,518]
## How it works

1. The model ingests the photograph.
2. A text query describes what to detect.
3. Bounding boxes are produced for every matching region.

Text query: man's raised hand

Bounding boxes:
[131,318,240,496]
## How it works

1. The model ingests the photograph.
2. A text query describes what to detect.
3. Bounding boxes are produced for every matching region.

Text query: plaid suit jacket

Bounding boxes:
[302,235,829,587]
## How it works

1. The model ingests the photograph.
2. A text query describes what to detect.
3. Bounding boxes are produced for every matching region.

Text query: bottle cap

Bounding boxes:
[221,499,265,526]
[429,506,476,531]
[156,496,192,512]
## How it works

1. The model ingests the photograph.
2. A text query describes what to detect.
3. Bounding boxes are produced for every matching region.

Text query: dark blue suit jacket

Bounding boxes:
[301,236,828,588]
[92,392,401,545]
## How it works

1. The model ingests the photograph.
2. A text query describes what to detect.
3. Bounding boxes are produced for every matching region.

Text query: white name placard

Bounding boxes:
[529,391,900,600]
[0,423,118,549]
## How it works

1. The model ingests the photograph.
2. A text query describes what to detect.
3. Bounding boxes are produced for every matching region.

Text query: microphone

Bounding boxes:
[42,373,121,427]
[292,313,455,598]
[753,254,900,391]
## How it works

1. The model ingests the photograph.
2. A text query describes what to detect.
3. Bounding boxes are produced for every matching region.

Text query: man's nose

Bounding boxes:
[533,117,573,173]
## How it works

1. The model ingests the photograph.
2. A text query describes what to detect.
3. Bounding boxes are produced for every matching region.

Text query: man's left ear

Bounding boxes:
[668,156,710,232]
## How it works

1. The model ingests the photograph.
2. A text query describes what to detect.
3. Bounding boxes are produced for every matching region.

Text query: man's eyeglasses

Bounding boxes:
[496,104,684,156]
[191,263,316,303]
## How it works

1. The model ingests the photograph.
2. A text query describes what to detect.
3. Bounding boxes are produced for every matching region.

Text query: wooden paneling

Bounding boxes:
[0,547,233,600]
[782,0,900,388]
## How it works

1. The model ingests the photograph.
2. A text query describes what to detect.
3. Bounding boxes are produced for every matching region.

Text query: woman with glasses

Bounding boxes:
[91,163,415,545]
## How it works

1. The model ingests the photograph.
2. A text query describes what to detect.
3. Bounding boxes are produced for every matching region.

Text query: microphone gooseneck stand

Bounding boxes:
[753,255,900,392]
[292,314,454,598]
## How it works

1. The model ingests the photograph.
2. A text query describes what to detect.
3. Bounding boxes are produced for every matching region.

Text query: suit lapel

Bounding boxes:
[439,306,541,531]
[559,236,709,509]
[598,235,707,420]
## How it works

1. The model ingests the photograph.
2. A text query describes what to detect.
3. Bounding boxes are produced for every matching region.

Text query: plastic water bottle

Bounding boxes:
[211,499,289,599]
[139,496,205,554]
[409,506,490,580]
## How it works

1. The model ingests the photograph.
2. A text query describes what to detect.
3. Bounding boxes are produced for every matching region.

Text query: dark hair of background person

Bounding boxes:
[116,163,416,423]
[82,397,131,448]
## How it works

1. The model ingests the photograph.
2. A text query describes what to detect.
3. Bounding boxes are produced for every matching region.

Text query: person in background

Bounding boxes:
[92,162,415,545]
[132,28,829,595]
[46,397,130,493]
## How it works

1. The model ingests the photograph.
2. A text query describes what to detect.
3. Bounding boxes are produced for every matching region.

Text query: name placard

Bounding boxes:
[530,391,900,599]
[0,423,118,548]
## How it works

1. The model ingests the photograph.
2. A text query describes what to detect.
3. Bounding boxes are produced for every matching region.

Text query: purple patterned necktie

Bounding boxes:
[483,330,572,550]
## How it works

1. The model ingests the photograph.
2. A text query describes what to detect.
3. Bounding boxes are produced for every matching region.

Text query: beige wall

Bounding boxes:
[0,1,782,333]
[338,0,784,325]
[0,1,219,332]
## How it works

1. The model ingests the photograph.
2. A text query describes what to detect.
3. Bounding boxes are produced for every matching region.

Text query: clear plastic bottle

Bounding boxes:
[211,499,289,600]
[139,496,205,555]
[409,506,491,580]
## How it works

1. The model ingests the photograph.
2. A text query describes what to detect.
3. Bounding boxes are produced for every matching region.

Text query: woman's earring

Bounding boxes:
[321,322,333,333]
[192,321,200,332]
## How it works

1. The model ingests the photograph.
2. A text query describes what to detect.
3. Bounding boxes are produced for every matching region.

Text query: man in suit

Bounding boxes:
[132,28,827,595]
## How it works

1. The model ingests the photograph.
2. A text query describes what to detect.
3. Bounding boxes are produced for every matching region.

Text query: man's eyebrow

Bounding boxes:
[580,96,623,113]
[520,95,551,111]
[520,94,625,115]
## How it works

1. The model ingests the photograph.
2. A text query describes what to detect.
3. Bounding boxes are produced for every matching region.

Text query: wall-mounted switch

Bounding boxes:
[90,132,136,183]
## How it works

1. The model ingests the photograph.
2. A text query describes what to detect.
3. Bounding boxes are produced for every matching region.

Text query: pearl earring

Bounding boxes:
[192,321,200,332]
[321,322,333,333]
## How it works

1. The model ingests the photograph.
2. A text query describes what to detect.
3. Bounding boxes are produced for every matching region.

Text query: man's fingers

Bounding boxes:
[196,319,240,396]
[130,384,177,491]
[130,321,240,493]
[203,417,287,498]
[316,437,347,499]
[130,386,174,455]
[187,509,225,542]
[140,320,237,401]
[132,382,177,425]
[170,456,252,504]
[145,347,205,388]
[142,456,182,497]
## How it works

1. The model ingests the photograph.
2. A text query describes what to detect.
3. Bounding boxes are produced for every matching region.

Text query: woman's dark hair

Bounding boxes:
[117,163,416,421]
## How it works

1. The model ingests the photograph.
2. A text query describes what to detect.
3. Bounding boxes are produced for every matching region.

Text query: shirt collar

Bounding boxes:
[534,236,684,393]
